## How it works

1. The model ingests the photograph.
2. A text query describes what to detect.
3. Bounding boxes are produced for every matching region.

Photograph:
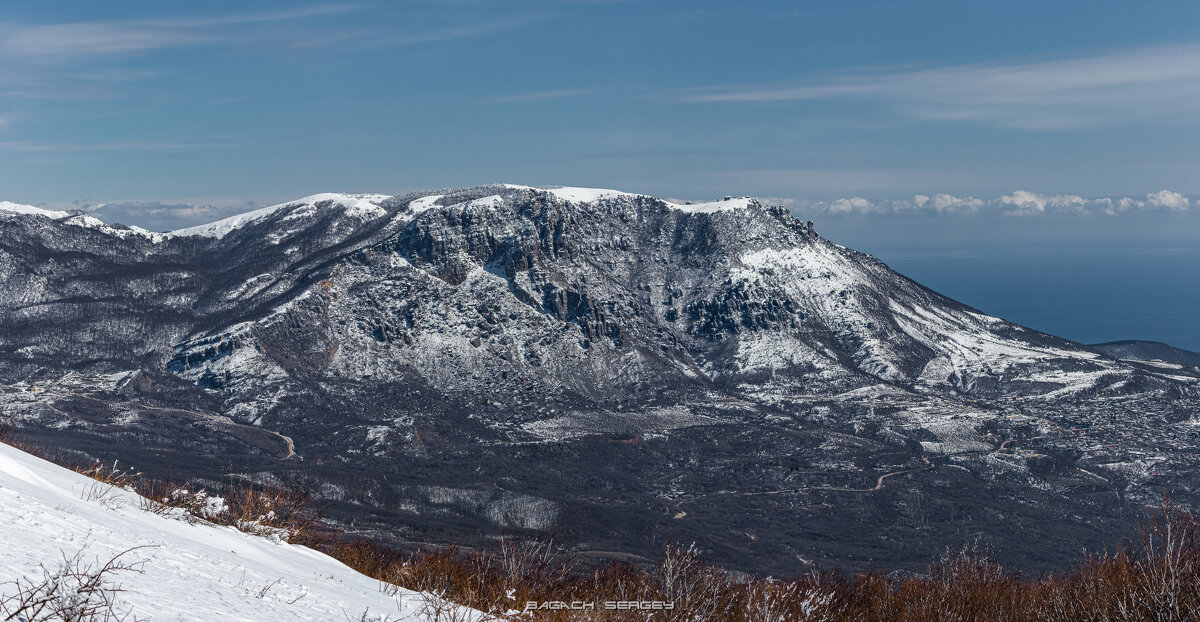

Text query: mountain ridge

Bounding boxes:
[2,184,1196,575]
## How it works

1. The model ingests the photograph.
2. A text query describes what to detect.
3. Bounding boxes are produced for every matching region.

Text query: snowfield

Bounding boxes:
[0,443,478,621]
[0,201,168,241]
[0,201,71,219]
[170,193,389,238]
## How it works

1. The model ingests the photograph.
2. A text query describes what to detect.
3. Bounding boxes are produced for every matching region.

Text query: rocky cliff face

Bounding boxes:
[1,186,1195,575]
[5,185,1153,400]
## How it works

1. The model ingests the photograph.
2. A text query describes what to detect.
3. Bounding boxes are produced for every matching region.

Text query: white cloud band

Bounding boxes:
[794,190,1192,216]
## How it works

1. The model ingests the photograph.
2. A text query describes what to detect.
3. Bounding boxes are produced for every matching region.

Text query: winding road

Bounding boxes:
[672,434,1019,511]
[61,391,296,460]
[720,457,935,498]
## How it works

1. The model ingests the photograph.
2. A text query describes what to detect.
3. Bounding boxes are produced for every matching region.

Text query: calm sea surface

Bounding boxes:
[864,245,1200,352]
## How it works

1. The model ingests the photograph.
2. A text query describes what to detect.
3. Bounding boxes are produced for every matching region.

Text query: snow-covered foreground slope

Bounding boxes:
[0,443,477,621]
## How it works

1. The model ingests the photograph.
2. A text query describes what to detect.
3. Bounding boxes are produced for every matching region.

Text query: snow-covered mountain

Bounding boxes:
[1,185,1195,575]
[0,185,1171,401]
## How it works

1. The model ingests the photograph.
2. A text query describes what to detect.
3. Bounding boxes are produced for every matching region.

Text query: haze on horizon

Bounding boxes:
[0,3,1196,217]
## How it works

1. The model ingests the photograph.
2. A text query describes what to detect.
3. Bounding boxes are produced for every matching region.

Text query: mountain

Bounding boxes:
[1090,340,1200,376]
[1,185,1197,575]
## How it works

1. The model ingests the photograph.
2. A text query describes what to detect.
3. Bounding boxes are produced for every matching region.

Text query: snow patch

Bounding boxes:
[0,201,70,219]
[170,193,388,239]
[0,202,168,241]
[408,194,443,213]
[545,187,644,203]
[664,196,755,213]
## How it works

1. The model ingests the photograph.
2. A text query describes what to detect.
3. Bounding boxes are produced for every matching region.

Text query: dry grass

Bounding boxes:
[314,503,1200,621]
[6,424,1200,620]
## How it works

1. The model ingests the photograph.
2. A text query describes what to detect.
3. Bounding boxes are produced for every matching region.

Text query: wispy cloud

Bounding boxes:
[86,201,262,232]
[792,190,1193,217]
[0,7,540,66]
[73,189,1194,232]
[382,14,544,46]
[0,5,360,61]
[0,5,536,111]
[0,132,237,153]
[138,4,361,29]
[0,140,200,153]
[671,43,1200,129]
[0,4,364,108]
[700,167,991,195]
[487,88,595,104]
[0,22,202,60]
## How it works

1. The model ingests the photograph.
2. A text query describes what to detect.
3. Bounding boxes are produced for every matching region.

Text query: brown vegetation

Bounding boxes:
[0,423,322,542]
[4,425,1200,621]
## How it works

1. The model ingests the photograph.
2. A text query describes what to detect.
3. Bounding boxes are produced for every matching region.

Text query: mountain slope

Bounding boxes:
[1091,340,1200,372]
[0,442,471,621]
[2,186,1166,401]
[1,186,1195,575]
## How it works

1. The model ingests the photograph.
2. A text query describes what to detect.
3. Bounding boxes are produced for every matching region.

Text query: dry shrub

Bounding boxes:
[135,476,220,519]
[655,543,738,621]
[0,545,150,622]
[1043,498,1200,622]
[125,469,321,543]
[355,505,1200,622]
[221,477,321,541]
[332,538,409,583]
[10,430,1200,621]
[837,545,1027,622]
[75,460,140,511]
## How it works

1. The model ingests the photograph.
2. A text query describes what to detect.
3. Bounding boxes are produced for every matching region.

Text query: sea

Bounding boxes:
[861,244,1200,352]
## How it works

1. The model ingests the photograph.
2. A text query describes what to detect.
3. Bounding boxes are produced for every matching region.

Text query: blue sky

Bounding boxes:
[1,1,1199,232]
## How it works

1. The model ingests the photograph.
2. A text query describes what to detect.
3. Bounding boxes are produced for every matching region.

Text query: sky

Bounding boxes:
[0,1,1197,346]
[0,1,1196,222]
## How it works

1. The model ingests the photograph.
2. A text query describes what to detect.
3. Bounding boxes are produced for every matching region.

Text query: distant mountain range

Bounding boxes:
[1090,340,1200,369]
[2,186,1196,575]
